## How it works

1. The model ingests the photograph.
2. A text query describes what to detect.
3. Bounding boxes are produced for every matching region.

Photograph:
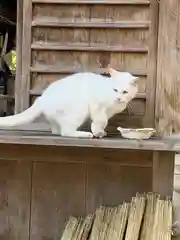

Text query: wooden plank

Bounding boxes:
[32,0,150,4]
[32,19,150,29]
[152,151,175,197]
[144,0,159,127]
[32,52,147,75]
[15,0,23,113]
[21,0,32,111]
[0,144,153,167]
[31,43,148,53]
[32,3,149,23]
[32,28,149,49]
[86,163,151,212]
[0,161,31,240]
[155,0,180,136]
[0,130,179,151]
[30,65,147,76]
[0,94,14,100]
[30,162,86,239]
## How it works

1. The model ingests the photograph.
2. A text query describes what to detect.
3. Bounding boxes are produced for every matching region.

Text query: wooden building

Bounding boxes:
[0,0,180,239]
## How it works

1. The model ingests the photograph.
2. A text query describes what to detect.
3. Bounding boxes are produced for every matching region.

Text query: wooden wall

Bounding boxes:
[15,0,159,134]
[155,0,180,136]
[0,144,152,239]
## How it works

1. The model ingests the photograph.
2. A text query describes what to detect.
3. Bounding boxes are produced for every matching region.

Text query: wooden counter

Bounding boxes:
[0,129,179,151]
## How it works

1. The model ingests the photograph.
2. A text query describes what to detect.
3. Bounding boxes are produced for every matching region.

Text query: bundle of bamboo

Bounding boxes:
[60,193,172,240]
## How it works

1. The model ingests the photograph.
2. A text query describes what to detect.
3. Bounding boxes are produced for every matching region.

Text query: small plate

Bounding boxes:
[117,127,156,140]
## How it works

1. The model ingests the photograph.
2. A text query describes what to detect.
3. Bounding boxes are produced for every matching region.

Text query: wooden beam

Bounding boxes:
[30,66,147,76]
[32,19,150,29]
[155,0,180,136]
[15,0,23,113]
[152,151,175,197]
[32,0,150,5]
[0,129,178,151]
[31,43,148,53]
[21,0,32,111]
[144,0,159,127]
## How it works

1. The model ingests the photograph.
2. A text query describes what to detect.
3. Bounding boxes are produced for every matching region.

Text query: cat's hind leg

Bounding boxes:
[56,111,93,138]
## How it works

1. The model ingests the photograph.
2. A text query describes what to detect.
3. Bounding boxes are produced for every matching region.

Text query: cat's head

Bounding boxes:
[107,68,139,103]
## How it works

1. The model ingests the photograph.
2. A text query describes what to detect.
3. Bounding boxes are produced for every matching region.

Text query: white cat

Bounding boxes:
[0,68,139,138]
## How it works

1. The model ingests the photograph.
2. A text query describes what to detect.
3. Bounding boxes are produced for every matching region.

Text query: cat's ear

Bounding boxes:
[131,76,139,85]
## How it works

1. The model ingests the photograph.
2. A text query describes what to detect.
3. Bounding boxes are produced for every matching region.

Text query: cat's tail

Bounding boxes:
[0,98,41,127]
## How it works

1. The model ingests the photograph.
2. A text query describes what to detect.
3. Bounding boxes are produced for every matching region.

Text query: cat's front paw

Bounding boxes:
[93,130,107,139]
[172,221,180,237]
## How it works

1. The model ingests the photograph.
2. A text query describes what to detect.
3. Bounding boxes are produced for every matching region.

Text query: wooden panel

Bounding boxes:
[152,151,175,197]
[0,161,31,240]
[21,0,32,110]
[144,0,159,127]
[89,29,148,48]
[31,51,147,73]
[32,28,149,47]
[90,4,150,21]
[32,28,89,46]
[0,144,152,166]
[15,0,23,113]
[30,162,86,239]
[86,163,152,213]
[32,3,149,21]
[32,3,90,21]
[155,0,180,136]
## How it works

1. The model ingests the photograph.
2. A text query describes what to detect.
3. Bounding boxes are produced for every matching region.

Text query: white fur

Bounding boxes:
[0,71,138,138]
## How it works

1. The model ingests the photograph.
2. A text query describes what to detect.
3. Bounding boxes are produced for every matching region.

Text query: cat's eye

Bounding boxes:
[113,88,118,92]
[122,90,128,94]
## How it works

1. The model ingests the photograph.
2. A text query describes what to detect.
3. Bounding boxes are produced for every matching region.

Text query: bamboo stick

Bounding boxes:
[140,193,160,240]
[125,193,146,240]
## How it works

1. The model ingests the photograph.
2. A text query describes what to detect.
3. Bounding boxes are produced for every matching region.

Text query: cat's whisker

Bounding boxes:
[127,103,132,109]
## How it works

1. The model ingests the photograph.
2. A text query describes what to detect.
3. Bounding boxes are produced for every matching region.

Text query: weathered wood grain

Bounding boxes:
[0,129,178,151]
[30,162,86,239]
[21,0,32,111]
[152,151,175,197]
[144,0,159,127]
[86,163,151,213]
[0,161,31,240]
[15,0,23,113]
[32,0,150,4]
[155,0,180,136]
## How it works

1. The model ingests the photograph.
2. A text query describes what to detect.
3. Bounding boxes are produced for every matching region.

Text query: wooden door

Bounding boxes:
[16,0,159,134]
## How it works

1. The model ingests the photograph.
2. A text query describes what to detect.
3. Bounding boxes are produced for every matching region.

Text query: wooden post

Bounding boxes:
[19,0,32,112]
[155,0,180,136]
[152,151,175,197]
[15,0,23,113]
[144,0,159,128]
